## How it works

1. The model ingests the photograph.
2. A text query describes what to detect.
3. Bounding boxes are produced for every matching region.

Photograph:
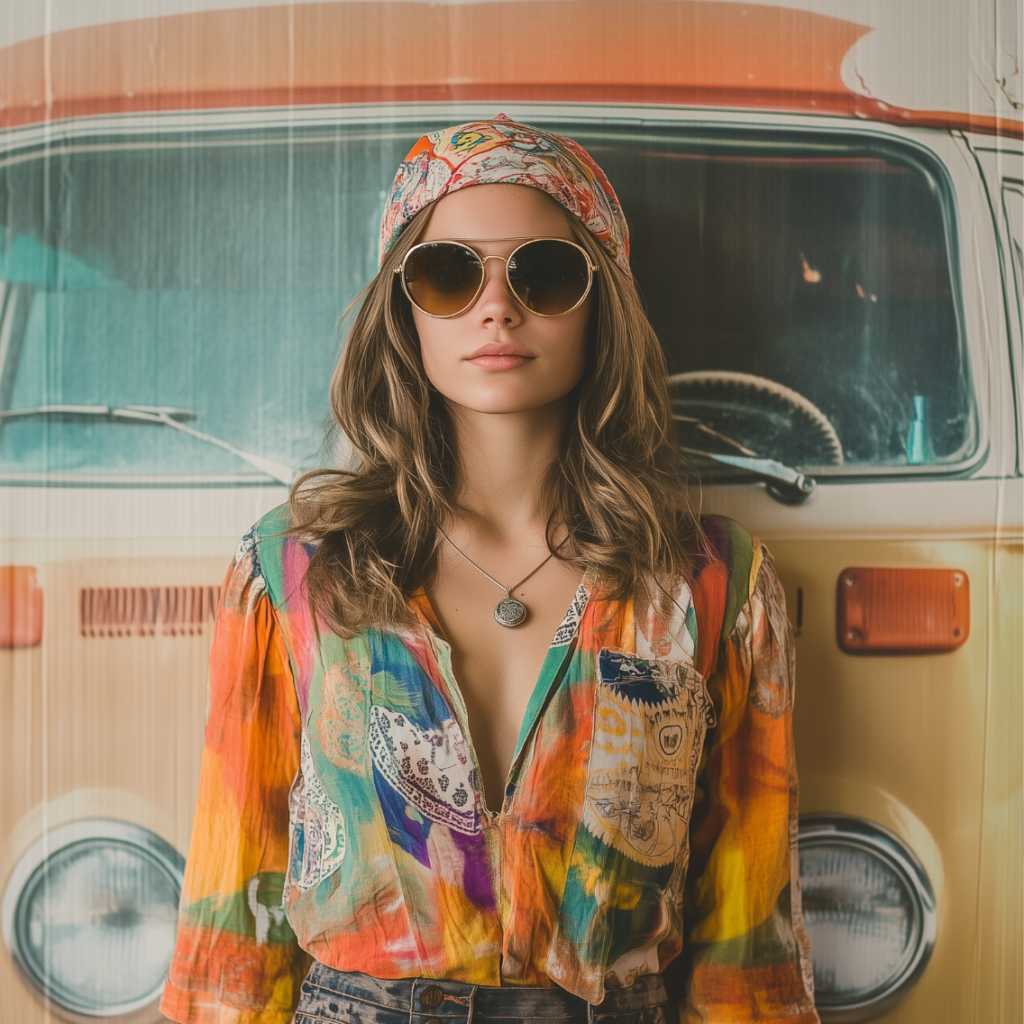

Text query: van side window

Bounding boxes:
[597,130,976,475]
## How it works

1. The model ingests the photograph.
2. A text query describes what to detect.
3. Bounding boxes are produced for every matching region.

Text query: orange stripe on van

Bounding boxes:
[2,3,1019,137]
[0,1,864,113]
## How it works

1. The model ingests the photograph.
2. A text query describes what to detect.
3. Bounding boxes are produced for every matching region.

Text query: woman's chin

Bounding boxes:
[444,389,573,418]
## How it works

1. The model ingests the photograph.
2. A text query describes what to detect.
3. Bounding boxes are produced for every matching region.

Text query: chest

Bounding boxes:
[285,596,715,997]
[293,608,714,885]
[430,553,584,692]
[426,552,585,806]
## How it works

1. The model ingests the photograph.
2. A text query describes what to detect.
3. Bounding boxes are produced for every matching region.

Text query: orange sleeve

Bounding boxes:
[682,548,818,1024]
[161,540,310,1024]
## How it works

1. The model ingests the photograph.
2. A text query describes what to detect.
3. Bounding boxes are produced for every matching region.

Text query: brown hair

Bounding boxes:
[289,204,698,635]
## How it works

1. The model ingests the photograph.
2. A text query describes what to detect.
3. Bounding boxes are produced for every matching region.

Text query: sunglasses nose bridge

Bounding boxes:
[474,254,524,321]
[479,252,511,287]
[474,252,518,305]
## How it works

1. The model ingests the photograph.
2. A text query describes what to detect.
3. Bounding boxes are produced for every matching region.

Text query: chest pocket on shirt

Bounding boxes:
[583,649,714,869]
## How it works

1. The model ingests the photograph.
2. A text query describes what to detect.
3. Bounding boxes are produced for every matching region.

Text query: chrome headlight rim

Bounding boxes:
[799,812,937,1024]
[1,817,185,1023]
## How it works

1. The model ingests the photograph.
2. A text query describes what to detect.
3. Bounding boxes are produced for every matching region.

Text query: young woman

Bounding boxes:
[161,117,818,1024]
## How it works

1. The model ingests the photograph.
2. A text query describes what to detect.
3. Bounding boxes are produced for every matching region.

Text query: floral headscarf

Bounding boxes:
[379,115,631,276]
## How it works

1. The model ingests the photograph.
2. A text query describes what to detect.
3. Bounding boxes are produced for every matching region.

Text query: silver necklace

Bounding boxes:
[438,527,557,628]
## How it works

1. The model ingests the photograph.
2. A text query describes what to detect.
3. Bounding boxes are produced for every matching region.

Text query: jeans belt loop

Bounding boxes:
[467,984,478,1024]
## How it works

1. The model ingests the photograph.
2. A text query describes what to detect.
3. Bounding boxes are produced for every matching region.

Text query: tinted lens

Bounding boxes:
[507,239,591,315]
[403,243,483,316]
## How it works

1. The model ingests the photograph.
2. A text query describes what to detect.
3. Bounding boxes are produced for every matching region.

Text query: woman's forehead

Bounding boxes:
[420,184,572,242]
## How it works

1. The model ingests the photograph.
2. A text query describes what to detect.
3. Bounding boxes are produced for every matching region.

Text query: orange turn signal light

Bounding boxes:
[837,566,969,654]
[0,566,44,648]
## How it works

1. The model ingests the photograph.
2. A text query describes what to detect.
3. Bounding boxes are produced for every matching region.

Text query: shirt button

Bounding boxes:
[420,986,444,1010]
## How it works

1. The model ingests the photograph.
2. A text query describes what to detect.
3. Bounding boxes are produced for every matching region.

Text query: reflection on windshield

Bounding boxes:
[0,124,973,483]
[0,132,397,482]
[0,404,294,484]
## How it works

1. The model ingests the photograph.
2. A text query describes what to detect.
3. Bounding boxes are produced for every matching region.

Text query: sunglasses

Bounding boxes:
[395,237,598,318]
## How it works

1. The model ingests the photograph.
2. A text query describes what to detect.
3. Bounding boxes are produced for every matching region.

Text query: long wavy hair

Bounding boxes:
[289,202,699,635]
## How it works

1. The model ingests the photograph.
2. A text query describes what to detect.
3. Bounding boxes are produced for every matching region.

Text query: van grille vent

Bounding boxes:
[79,586,221,637]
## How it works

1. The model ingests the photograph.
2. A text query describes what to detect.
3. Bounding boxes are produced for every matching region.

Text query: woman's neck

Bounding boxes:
[447,399,567,543]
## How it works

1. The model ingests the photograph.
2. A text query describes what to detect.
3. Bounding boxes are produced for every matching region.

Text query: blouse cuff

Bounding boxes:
[161,981,299,1024]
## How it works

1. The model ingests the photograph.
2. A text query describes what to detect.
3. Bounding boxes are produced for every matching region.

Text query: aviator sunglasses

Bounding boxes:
[395,237,598,318]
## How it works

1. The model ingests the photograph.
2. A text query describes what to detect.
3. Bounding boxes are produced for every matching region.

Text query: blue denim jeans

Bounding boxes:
[294,964,671,1024]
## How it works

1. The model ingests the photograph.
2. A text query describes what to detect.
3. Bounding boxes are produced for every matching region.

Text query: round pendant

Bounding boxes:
[494,596,527,628]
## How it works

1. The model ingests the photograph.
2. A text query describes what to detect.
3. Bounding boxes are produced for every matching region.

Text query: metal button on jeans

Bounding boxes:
[420,986,444,1010]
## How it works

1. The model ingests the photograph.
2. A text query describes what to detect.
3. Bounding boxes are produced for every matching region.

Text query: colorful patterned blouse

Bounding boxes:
[161,507,818,1024]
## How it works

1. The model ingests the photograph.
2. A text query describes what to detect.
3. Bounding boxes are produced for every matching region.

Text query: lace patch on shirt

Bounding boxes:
[583,650,713,868]
[288,731,347,892]
[368,706,480,835]
[317,659,370,772]
[551,582,590,647]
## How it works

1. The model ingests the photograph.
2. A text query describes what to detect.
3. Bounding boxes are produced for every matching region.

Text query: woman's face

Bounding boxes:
[410,183,592,416]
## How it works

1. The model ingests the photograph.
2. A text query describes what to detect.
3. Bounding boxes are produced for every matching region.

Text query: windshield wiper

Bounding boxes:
[682,448,816,505]
[0,404,296,485]
[673,413,757,456]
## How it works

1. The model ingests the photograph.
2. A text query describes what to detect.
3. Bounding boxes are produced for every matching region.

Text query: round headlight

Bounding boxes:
[1,818,184,1022]
[799,814,936,1023]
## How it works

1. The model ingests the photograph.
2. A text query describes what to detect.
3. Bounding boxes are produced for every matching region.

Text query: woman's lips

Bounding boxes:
[467,353,534,370]
[466,344,534,370]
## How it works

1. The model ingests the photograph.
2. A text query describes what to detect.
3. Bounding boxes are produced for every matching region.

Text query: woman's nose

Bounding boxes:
[473,256,523,326]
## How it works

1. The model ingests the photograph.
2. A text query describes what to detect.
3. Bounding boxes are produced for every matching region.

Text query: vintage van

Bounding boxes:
[0,2,1021,1022]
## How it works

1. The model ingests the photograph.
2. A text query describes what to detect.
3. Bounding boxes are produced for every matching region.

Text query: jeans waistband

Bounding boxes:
[298,964,669,1023]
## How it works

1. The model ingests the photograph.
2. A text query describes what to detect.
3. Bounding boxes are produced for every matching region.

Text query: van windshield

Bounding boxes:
[0,121,973,484]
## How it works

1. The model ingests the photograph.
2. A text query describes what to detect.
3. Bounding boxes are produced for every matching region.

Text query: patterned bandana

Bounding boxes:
[379,115,631,276]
